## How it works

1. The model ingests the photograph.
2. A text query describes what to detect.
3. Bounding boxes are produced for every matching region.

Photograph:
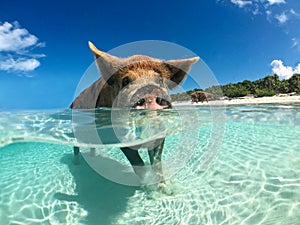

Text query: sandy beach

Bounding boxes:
[173,94,300,106]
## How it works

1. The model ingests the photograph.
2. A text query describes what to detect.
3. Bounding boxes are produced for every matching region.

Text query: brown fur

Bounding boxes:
[71,42,199,109]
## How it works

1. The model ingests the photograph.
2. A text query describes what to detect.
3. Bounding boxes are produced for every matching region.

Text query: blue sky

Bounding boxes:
[0,0,300,109]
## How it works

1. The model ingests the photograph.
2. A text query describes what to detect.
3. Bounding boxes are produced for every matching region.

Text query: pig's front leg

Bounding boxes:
[120,147,146,179]
[73,146,80,165]
[148,139,173,195]
[148,138,166,187]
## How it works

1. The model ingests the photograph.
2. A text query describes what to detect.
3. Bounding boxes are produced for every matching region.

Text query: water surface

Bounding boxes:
[0,104,299,224]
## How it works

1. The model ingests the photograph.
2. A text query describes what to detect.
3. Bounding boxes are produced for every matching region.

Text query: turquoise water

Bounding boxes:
[0,105,300,224]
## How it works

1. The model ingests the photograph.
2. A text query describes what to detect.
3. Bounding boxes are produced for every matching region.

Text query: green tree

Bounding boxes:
[279,79,290,93]
[176,72,299,102]
[241,79,256,94]
[288,74,300,93]
[205,85,223,99]
[255,89,276,97]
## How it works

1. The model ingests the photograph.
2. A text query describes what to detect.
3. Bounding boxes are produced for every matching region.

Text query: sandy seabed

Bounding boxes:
[173,94,300,106]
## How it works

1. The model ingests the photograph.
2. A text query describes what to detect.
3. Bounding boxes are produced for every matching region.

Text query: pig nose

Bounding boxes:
[146,96,155,104]
[132,95,171,109]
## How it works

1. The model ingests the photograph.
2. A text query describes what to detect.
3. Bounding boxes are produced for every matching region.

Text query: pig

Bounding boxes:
[71,41,198,189]
[191,91,210,103]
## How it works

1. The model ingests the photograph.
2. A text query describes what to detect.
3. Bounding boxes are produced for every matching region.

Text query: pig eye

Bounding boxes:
[122,76,131,87]
[154,68,162,74]
[107,78,114,85]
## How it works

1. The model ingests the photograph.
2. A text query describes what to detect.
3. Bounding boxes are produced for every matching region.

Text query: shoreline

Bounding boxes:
[172,95,300,106]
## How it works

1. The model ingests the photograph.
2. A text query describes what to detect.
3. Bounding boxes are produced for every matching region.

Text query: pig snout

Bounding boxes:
[129,84,171,109]
[113,82,172,109]
[133,94,171,109]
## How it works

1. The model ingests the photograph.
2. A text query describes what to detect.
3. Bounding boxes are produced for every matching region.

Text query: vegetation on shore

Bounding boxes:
[171,73,300,102]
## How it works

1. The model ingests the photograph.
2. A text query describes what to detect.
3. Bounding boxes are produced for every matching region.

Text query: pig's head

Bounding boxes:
[191,92,198,103]
[89,42,199,109]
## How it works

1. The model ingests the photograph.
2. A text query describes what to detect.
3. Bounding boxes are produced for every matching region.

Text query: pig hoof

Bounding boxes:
[158,182,174,195]
[158,182,167,189]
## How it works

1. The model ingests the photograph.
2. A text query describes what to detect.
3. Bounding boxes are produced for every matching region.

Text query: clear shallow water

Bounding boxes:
[0,104,299,224]
[0,107,210,148]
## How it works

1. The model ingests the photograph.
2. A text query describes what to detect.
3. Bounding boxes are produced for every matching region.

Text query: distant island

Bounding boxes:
[171,73,300,102]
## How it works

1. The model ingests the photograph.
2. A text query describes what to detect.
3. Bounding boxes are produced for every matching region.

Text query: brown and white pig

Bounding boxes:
[71,41,198,188]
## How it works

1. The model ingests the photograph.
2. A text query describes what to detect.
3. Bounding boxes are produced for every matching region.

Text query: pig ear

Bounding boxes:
[165,57,199,89]
[88,41,121,80]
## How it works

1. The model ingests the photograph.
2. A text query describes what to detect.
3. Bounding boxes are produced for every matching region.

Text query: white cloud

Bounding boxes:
[273,9,300,25]
[290,9,296,15]
[290,9,300,18]
[275,12,288,24]
[252,6,260,15]
[230,0,252,8]
[0,21,38,52]
[270,60,300,80]
[267,0,286,5]
[0,57,40,72]
[291,38,299,48]
[224,0,299,26]
[295,64,300,74]
[0,21,44,73]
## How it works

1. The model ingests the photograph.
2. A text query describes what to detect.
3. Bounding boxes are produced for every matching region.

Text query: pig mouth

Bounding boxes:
[132,96,172,109]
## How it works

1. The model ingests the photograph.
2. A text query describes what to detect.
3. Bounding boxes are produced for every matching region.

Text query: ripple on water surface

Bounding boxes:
[0,106,300,224]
